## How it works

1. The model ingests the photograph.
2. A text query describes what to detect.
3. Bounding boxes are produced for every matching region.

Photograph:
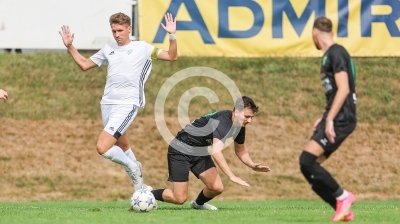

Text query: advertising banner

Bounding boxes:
[139,0,400,57]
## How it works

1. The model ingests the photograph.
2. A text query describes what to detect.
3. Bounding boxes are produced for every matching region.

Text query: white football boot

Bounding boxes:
[190,200,218,210]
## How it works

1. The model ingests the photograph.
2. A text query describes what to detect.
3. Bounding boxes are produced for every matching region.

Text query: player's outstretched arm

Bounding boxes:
[0,89,8,102]
[211,138,250,187]
[234,142,271,172]
[58,25,97,71]
[157,13,177,61]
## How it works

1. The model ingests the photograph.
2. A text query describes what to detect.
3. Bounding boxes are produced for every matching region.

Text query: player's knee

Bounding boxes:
[172,189,188,205]
[96,142,108,155]
[210,184,224,195]
[299,151,317,171]
[174,195,187,205]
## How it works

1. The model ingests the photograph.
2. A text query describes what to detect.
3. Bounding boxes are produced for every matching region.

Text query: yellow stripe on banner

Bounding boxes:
[139,0,400,57]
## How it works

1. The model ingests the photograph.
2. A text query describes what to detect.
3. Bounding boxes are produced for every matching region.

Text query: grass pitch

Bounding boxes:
[1,200,399,224]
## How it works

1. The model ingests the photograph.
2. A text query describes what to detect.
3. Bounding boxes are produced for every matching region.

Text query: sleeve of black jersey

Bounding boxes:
[213,116,236,143]
[234,127,246,144]
[212,119,225,142]
[330,47,348,75]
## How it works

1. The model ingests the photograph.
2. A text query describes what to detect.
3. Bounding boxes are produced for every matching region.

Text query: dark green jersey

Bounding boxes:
[176,110,245,147]
[320,44,357,123]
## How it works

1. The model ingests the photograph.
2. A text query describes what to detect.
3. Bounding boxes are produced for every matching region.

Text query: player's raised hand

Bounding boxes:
[161,13,176,34]
[59,25,74,47]
[251,163,271,172]
[0,89,8,102]
[230,176,250,187]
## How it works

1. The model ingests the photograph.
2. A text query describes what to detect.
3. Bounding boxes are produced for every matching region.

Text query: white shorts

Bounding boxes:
[101,104,138,139]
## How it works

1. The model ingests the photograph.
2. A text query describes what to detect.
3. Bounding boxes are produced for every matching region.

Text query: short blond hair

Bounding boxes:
[109,12,131,26]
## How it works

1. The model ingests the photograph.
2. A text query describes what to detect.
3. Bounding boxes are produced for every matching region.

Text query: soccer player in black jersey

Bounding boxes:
[299,17,357,222]
[151,96,270,210]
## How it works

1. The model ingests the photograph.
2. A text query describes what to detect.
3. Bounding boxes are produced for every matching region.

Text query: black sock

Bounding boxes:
[195,190,212,205]
[312,182,336,210]
[151,189,165,201]
[300,151,341,193]
[300,151,341,210]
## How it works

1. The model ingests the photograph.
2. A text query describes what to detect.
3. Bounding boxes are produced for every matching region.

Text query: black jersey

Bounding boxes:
[176,110,245,147]
[320,44,357,123]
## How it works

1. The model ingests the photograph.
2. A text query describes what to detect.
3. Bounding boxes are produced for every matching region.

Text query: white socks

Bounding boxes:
[336,190,349,200]
[124,148,137,162]
[123,148,139,176]
[102,146,138,172]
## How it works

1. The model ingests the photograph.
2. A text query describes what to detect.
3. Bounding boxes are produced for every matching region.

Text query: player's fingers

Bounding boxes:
[261,167,271,172]
[234,179,249,186]
[241,181,250,187]
[262,166,270,170]
[237,178,249,186]
[328,135,334,143]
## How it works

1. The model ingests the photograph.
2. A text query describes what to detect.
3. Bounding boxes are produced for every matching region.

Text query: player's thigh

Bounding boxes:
[191,155,216,179]
[167,145,192,182]
[328,122,357,153]
[307,122,328,157]
[116,132,130,151]
[304,140,325,157]
[97,131,118,154]
[194,157,222,191]
[198,167,223,192]
[310,121,356,158]
[101,104,138,140]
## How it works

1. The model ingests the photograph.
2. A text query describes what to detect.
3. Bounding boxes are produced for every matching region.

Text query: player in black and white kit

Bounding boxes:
[299,17,357,222]
[59,13,177,195]
[152,96,271,210]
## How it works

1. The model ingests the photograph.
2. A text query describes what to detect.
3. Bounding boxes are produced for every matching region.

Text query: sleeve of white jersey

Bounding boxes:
[143,41,161,60]
[89,47,108,66]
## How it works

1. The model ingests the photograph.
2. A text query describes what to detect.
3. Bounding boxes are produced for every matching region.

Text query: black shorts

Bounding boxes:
[311,121,356,158]
[167,145,216,182]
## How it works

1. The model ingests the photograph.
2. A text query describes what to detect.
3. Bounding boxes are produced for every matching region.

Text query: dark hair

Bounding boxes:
[109,12,131,26]
[313,17,332,32]
[233,96,259,113]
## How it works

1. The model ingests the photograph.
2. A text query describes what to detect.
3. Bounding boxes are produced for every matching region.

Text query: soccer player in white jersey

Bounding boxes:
[58,12,177,193]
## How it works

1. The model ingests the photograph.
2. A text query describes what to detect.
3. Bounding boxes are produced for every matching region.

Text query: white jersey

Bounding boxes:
[90,41,157,107]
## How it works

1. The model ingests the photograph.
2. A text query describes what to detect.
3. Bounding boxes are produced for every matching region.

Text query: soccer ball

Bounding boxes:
[130,189,156,212]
